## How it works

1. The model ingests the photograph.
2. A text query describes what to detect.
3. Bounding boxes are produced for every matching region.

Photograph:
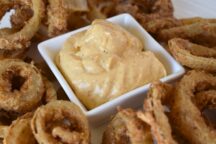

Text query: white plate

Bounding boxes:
[38,13,185,125]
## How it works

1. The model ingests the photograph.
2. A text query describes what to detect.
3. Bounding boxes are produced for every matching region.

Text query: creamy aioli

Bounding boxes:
[56,20,166,109]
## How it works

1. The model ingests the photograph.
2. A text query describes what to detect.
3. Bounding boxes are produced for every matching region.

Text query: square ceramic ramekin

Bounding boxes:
[38,13,185,125]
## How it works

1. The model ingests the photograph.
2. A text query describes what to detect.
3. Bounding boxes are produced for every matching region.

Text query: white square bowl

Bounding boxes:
[38,13,185,125]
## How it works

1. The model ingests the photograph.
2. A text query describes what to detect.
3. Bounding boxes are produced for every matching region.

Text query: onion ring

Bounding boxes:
[0,0,45,49]
[0,59,45,113]
[170,70,216,144]
[168,38,216,72]
[102,108,152,144]
[158,22,216,47]
[31,100,90,144]
[3,113,37,144]
[137,82,177,144]
[144,17,216,38]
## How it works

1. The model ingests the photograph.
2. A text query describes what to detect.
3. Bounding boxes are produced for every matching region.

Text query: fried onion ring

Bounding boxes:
[137,82,177,144]
[0,59,44,113]
[102,108,152,144]
[31,100,90,144]
[3,113,37,144]
[158,22,216,47]
[170,70,216,144]
[168,38,216,72]
[0,0,45,49]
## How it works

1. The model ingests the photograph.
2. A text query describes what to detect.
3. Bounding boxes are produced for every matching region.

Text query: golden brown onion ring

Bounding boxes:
[145,17,216,37]
[137,82,177,144]
[158,22,216,47]
[3,113,37,144]
[0,59,45,113]
[168,38,216,72]
[170,70,216,144]
[102,108,153,144]
[31,100,90,144]
[0,0,45,49]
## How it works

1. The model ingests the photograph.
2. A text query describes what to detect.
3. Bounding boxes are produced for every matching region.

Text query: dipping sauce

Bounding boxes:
[56,20,166,109]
